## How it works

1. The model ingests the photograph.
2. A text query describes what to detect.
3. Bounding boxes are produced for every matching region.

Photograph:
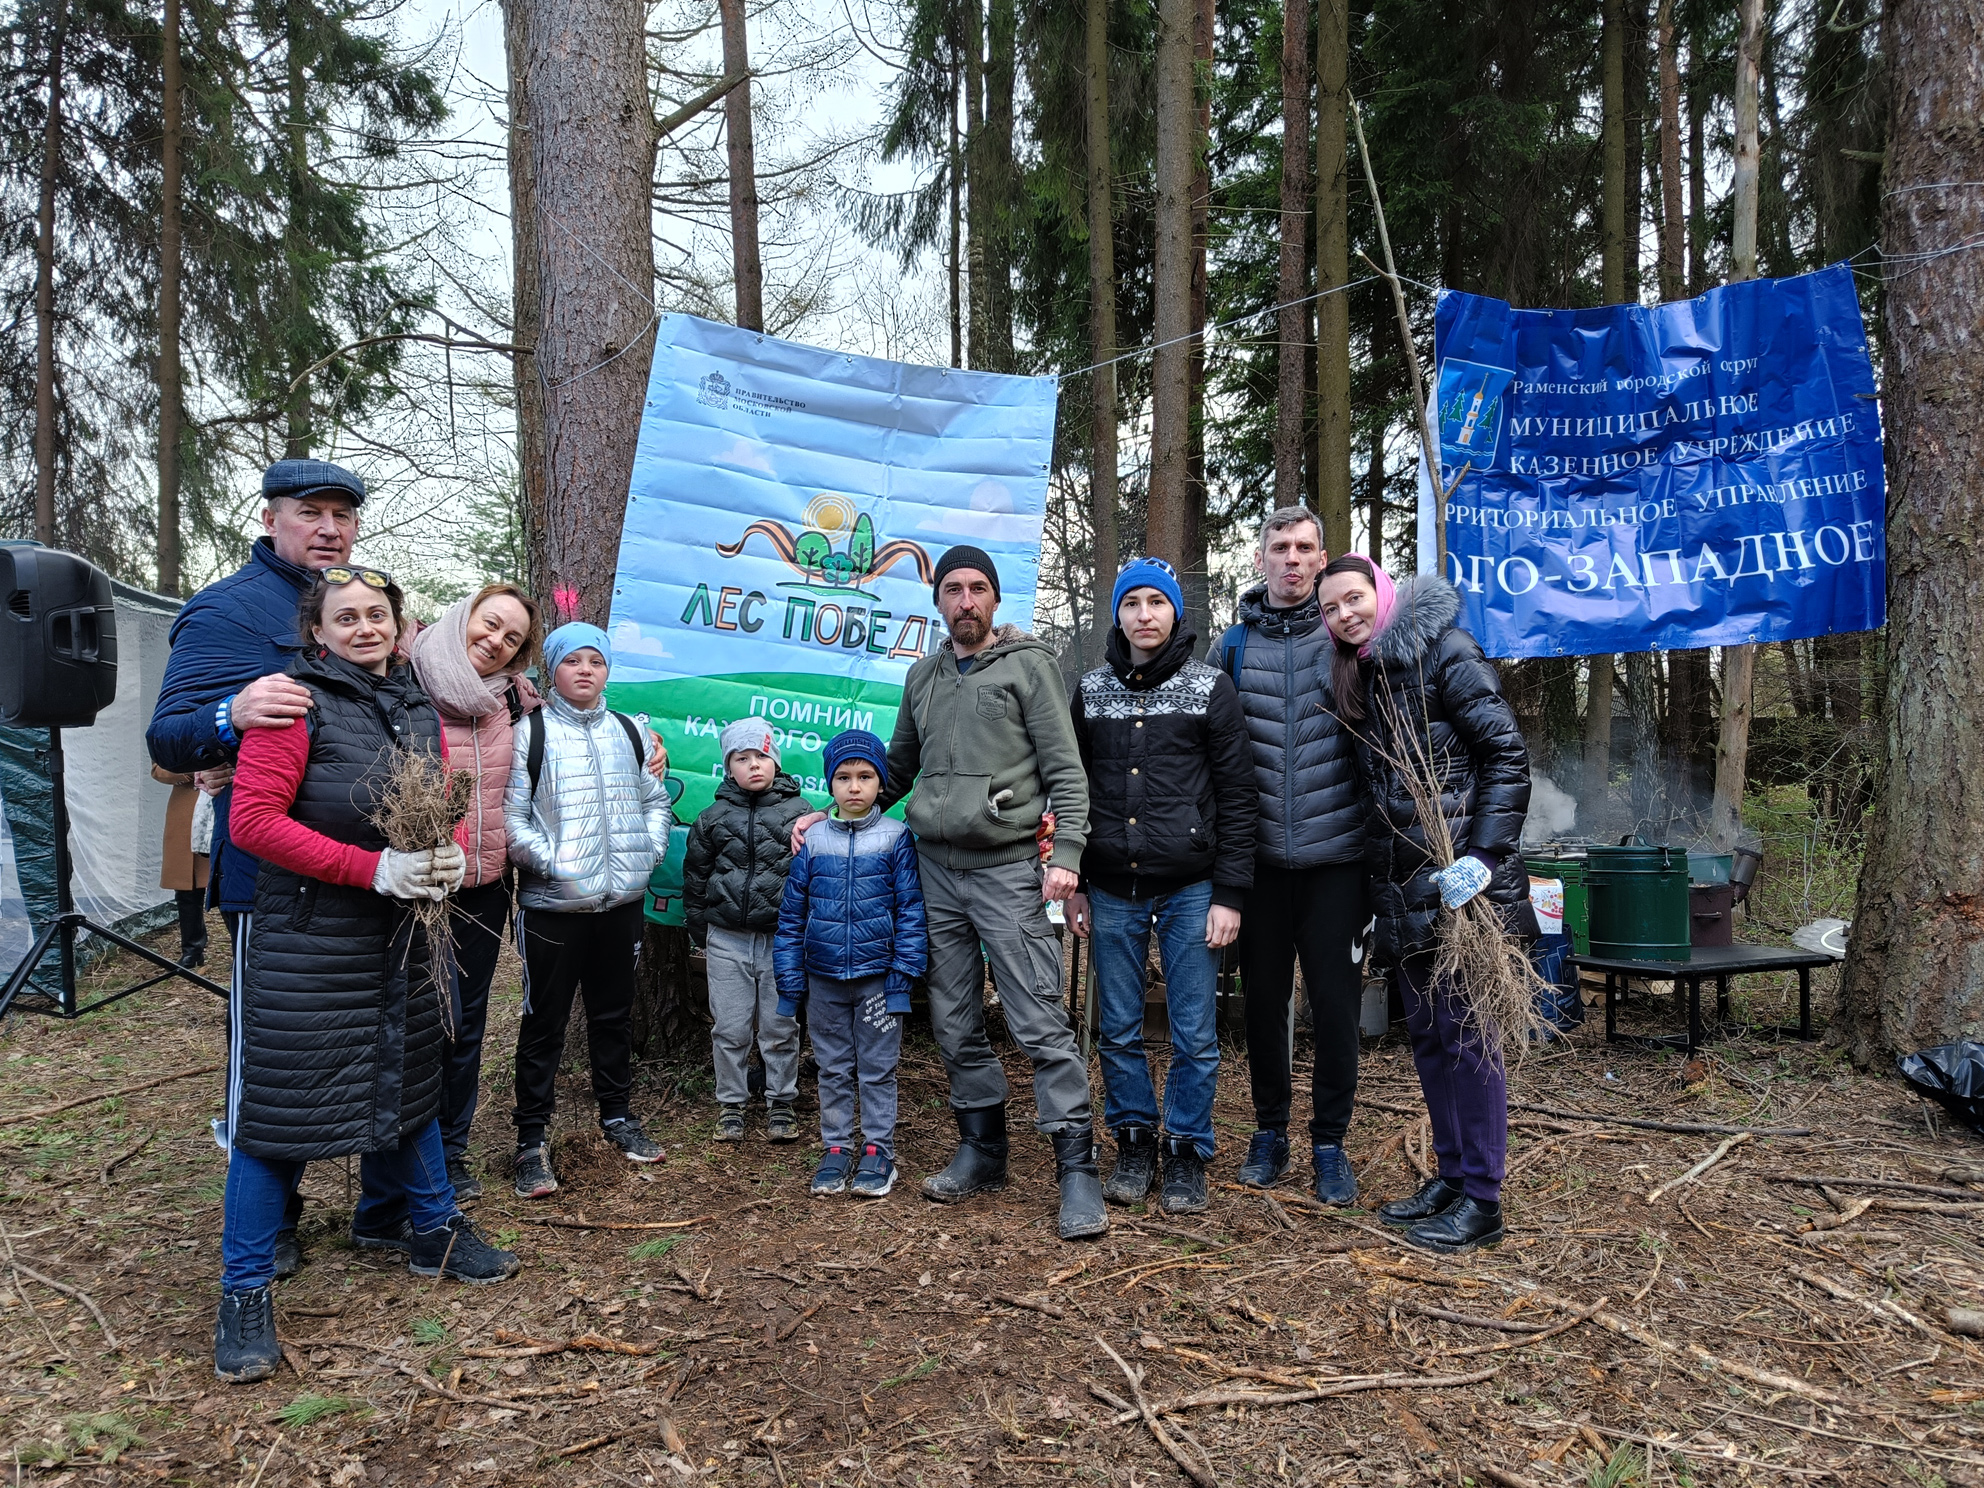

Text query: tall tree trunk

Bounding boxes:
[948,62,962,369]
[1273,0,1310,506]
[1655,0,1684,303]
[962,0,986,370]
[1583,655,1615,820]
[34,0,69,546]
[1624,652,1664,834]
[1686,41,1705,294]
[1366,413,1384,562]
[521,0,656,627]
[1084,0,1119,662]
[1623,0,1646,300]
[1840,0,1984,1056]
[1709,0,1764,851]
[1314,0,1351,553]
[1147,0,1194,569]
[285,0,311,456]
[719,0,762,332]
[1183,0,1213,637]
[1589,0,1627,824]
[158,0,183,592]
[503,0,550,603]
[984,0,1016,372]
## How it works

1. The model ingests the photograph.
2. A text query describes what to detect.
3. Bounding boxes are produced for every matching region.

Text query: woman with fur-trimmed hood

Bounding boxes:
[1316,555,1531,1256]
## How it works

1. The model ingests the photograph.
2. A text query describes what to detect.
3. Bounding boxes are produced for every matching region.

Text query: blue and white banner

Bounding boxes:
[606,313,1057,923]
[1436,263,1885,658]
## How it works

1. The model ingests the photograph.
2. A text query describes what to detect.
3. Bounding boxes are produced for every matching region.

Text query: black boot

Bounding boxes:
[213,1284,279,1383]
[1158,1139,1208,1215]
[1052,1127,1109,1241]
[1404,1195,1504,1255]
[272,1229,303,1280]
[921,1106,1008,1203]
[1102,1124,1158,1206]
[1379,1176,1463,1229]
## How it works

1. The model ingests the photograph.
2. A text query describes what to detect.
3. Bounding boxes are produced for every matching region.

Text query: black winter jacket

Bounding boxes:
[233,649,446,1163]
[1221,583,1366,870]
[1071,627,1257,908]
[681,772,813,945]
[1347,576,1533,967]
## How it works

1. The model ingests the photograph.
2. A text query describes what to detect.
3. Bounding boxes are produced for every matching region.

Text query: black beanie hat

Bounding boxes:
[932,544,1001,601]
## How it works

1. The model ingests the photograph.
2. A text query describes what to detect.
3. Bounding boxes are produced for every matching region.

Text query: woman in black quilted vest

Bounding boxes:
[216,569,519,1384]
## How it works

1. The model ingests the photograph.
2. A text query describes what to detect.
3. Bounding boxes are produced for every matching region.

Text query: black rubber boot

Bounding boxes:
[921,1106,1009,1203]
[1379,1176,1463,1229]
[1102,1124,1159,1206]
[1158,1139,1209,1215]
[1053,1128,1110,1241]
[213,1284,279,1383]
[1404,1195,1505,1255]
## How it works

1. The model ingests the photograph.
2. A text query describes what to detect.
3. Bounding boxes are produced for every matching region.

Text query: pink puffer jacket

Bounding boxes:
[445,678,541,887]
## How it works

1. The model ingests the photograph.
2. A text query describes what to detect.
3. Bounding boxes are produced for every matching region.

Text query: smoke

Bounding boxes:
[1522,773,1580,846]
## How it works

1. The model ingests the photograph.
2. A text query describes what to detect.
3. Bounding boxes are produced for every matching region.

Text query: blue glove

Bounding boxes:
[1432,854,1492,910]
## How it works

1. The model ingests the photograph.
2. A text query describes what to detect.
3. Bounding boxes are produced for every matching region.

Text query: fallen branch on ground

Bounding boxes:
[0,1063,221,1126]
[1647,1132,1752,1202]
[1765,1172,1984,1201]
[518,1214,711,1231]
[990,1294,1065,1320]
[556,1425,665,1459]
[1530,1290,1845,1404]
[1477,1467,1547,1488]
[0,1231,120,1351]
[462,1329,662,1359]
[1507,1102,1810,1137]
[1095,1336,1218,1488]
[1800,1197,1876,1233]
[1105,1365,1502,1421]
[1433,1296,1611,1359]
[1407,1303,1549,1334]
[97,1129,153,1183]
[775,1302,825,1342]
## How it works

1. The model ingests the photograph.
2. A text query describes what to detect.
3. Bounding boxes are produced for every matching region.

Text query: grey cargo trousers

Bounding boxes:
[918,852,1092,1132]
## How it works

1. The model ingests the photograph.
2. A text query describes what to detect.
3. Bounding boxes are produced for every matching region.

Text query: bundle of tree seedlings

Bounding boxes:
[368,748,476,1011]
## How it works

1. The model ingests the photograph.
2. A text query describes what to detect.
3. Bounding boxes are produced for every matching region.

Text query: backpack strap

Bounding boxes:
[611,711,645,764]
[504,683,524,725]
[525,708,546,795]
[1218,622,1249,686]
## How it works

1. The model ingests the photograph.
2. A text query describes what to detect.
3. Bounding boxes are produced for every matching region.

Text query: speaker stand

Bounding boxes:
[0,727,227,1020]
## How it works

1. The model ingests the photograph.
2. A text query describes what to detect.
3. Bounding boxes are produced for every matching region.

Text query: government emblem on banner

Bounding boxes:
[1437,359,1515,472]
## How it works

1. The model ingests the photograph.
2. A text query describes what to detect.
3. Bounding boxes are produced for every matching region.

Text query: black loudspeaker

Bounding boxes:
[0,544,118,728]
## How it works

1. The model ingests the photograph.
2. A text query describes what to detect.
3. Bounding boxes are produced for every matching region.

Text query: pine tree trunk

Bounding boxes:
[948,63,962,369]
[1273,0,1310,506]
[1583,654,1615,825]
[1085,0,1120,661]
[1589,0,1626,828]
[157,0,183,594]
[1655,0,1684,303]
[520,0,656,628]
[962,0,986,369]
[1314,0,1351,553]
[1147,0,1195,569]
[1686,48,1705,293]
[34,0,69,546]
[285,0,311,456]
[719,0,762,333]
[1183,0,1213,639]
[985,0,1016,372]
[1709,0,1764,851]
[1622,0,1646,300]
[503,0,550,604]
[1839,0,1984,1056]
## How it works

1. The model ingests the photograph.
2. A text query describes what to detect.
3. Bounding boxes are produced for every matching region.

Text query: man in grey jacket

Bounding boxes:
[1215,507,1369,1205]
[795,545,1104,1239]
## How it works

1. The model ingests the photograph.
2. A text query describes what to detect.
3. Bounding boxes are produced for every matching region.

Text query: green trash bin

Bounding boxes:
[1522,855,1590,957]
[1586,844,1691,962]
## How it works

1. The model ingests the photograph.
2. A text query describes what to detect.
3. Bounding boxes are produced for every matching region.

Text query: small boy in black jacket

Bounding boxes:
[1066,558,1257,1216]
[682,718,813,1143]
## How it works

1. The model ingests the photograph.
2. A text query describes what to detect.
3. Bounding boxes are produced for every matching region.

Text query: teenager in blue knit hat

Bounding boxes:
[773,729,927,1199]
[1067,557,1256,1215]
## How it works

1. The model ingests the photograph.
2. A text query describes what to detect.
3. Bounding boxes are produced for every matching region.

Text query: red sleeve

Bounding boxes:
[230,723,383,890]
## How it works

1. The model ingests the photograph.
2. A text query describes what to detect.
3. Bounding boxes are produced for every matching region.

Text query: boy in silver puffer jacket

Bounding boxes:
[504,622,673,1197]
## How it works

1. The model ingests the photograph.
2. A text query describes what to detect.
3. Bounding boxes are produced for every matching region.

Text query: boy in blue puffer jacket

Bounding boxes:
[775,730,927,1199]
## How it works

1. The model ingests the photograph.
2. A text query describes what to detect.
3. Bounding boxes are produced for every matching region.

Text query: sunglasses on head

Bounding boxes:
[320,567,393,590]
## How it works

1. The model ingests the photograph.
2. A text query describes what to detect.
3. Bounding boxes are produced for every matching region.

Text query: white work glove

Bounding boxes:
[1431,854,1493,910]
[372,847,444,901]
[429,841,467,895]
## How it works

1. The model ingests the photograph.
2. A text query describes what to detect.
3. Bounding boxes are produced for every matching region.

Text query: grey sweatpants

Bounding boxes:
[919,852,1092,1133]
[807,973,901,1158]
[706,926,800,1106]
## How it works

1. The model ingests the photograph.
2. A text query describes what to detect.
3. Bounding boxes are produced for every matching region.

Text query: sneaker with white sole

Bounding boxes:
[602,1116,663,1163]
[850,1145,897,1199]
[514,1144,558,1198]
[810,1146,853,1196]
[714,1104,747,1142]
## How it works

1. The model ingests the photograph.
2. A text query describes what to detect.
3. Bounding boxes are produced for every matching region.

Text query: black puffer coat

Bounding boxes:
[233,649,445,1163]
[1220,583,1366,870]
[1070,626,1256,908]
[1348,576,1532,967]
[681,772,813,945]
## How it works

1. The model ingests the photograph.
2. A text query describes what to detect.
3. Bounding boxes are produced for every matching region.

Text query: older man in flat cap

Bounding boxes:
[148,458,371,1278]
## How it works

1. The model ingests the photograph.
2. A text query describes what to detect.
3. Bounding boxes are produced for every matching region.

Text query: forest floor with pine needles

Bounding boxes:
[2,928,1982,1488]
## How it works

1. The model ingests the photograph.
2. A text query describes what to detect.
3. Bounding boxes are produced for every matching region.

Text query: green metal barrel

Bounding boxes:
[1586,844,1692,962]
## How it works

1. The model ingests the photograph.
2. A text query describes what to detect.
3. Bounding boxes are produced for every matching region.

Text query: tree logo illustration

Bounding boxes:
[716,494,935,601]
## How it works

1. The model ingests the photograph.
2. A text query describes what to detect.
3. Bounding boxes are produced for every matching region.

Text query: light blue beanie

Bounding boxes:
[543,621,612,675]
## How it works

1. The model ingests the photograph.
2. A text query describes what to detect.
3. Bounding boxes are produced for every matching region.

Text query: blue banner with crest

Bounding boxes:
[1435,263,1885,658]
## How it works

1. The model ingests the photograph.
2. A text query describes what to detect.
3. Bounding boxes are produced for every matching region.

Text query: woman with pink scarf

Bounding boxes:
[409,585,543,1201]
[1316,555,1532,1255]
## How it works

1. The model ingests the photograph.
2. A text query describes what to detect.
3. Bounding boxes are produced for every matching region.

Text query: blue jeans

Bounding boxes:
[220,1120,456,1293]
[1090,882,1221,1159]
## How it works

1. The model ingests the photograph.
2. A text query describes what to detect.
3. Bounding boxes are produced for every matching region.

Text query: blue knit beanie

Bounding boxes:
[1111,557,1184,622]
[543,621,612,675]
[823,729,889,790]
